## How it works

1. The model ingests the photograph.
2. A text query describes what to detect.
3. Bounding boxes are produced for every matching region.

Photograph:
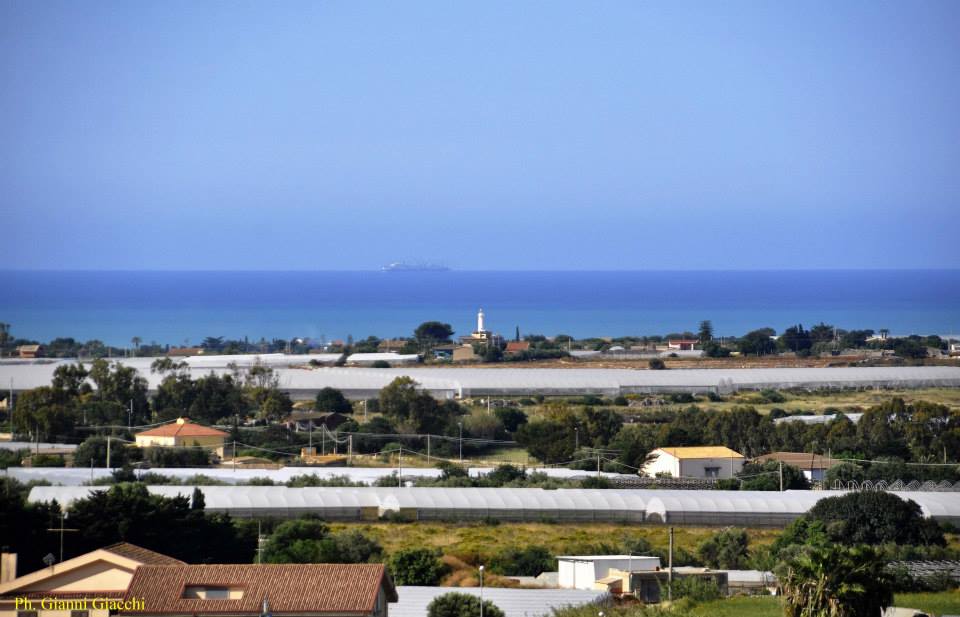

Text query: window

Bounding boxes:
[18,611,38,617]
[72,611,89,617]
[704,467,721,478]
[182,586,244,600]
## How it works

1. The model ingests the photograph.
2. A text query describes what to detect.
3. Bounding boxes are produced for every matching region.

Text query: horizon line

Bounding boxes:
[3,267,960,273]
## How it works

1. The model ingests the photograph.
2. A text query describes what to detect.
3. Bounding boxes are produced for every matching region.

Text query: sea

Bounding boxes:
[1,270,958,347]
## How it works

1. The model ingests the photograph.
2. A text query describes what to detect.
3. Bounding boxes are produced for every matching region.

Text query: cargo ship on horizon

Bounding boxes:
[380,261,451,272]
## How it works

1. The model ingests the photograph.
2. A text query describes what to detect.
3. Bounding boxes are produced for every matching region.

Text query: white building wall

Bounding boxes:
[644,451,681,477]
[559,561,598,590]
[559,557,660,589]
[679,457,744,480]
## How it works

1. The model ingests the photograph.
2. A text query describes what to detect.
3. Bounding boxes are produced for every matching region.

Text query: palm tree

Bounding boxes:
[777,544,892,617]
[131,336,142,356]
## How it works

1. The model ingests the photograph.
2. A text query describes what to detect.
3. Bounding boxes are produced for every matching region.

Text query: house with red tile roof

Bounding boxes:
[134,418,229,458]
[0,543,185,617]
[505,341,531,354]
[118,564,397,617]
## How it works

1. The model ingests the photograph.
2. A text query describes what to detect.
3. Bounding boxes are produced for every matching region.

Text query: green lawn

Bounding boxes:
[894,591,960,615]
[688,592,960,617]
[689,597,780,617]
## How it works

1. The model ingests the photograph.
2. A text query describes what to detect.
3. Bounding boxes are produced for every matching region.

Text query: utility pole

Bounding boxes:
[233,440,237,468]
[597,451,601,481]
[479,565,485,617]
[256,521,264,564]
[779,460,784,492]
[348,435,353,464]
[47,511,77,563]
[397,446,402,488]
[426,434,431,461]
[668,527,674,601]
[128,400,133,430]
[458,422,463,463]
[106,436,111,469]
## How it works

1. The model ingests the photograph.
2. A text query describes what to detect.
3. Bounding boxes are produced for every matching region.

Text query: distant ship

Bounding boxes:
[380,261,450,272]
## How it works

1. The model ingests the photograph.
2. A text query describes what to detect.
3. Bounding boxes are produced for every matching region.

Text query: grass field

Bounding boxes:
[690,592,960,616]
[689,596,780,617]
[710,387,960,414]
[894,591,960,614]
[327,521,782,564]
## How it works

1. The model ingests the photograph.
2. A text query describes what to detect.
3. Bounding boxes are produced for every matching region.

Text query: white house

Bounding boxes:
[557,555,660,590]
[643,446,745,480]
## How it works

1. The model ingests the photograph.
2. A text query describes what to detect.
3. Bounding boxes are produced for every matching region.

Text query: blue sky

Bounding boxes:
[1,1,958,270]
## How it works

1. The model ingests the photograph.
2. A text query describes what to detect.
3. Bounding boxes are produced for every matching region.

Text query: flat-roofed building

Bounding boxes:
[644,446,745,479]
[557,555,660,590]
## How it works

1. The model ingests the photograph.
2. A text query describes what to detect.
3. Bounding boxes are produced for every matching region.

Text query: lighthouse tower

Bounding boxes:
[469,308,489,340]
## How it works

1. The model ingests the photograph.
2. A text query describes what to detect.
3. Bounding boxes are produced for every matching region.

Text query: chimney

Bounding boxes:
[1,553,16,583]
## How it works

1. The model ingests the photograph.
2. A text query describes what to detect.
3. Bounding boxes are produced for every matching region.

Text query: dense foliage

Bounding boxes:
[427,593,505,617]
[387,547,448,585]
[777,544,893,617]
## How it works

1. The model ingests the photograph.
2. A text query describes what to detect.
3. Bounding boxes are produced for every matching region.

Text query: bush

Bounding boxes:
[669,575,722,601]
[648,358,666,370]
[371,360,390,368]
[388,547,447,585]
[142,446,211,467]
[757,389,786,403]
[427,593,505,617]
[30,454,66,467]
[696,528,750,569]
[806,491,945,547]
[494,408,528,433]
[315,387,353,413]
[0,449,24,469]
[488,545,553,576]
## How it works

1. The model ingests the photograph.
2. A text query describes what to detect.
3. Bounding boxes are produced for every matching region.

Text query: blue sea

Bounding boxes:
[1,270,958,346]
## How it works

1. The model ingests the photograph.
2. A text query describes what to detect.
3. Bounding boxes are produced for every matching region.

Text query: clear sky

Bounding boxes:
[2,1,958,270]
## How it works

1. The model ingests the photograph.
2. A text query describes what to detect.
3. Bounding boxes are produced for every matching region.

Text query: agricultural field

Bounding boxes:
[328,521,782,564]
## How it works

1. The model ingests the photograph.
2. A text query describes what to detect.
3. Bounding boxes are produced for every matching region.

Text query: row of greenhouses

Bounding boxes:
[27,486,960,526]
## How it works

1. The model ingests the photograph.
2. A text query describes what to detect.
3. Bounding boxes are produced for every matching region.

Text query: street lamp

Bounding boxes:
[478,565,484,617]
[458,422,463,463]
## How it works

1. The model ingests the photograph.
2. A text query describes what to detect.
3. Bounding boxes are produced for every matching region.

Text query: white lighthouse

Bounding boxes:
[468,308,489,341]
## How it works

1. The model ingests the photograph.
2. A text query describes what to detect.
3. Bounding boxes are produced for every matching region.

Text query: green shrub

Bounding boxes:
[427,593,504,617]
[669,575,723,601]
[488,545,553,576]
[389,548,447,585]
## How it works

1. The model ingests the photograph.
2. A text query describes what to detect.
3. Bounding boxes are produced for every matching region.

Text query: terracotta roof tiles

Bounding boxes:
[121,564,396,615]
[102,542,186,565]
[136,419,229,438]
